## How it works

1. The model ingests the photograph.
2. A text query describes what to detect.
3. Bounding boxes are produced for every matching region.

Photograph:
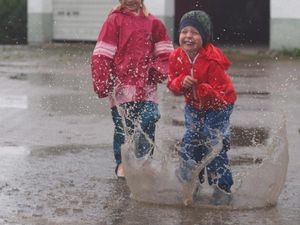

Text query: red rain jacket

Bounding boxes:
[91,9,173,107]
[167,44,237,110]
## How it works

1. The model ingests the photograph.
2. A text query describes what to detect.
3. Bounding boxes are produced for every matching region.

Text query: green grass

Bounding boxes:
[276,48,300,58]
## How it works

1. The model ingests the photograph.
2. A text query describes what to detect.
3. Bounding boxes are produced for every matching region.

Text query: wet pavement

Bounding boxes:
[0,44,299,224]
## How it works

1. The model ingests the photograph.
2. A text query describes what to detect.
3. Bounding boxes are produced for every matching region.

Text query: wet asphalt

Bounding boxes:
[0,44,299,225]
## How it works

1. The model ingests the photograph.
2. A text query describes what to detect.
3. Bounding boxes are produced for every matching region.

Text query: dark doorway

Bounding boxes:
[0,0,27,44]
[175,0,269,46]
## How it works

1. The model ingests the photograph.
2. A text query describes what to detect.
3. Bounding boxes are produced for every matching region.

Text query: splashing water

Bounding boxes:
[122,128,223,206]
[121,117,288,209]
[228,121,289,209]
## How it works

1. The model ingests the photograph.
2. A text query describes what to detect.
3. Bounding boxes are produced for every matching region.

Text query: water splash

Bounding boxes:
[121,119,288,209]
[122,128,223,206]
[229,121,289,209]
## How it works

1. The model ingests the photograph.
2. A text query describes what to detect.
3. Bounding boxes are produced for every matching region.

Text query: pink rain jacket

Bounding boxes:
[91,9,173,107]
[167,44,237,110]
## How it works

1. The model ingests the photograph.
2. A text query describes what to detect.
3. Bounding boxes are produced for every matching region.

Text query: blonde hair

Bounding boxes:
[112,1,149,16]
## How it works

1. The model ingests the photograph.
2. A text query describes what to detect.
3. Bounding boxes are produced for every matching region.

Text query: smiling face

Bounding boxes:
[119,0,142,13]
[179,26,203,59]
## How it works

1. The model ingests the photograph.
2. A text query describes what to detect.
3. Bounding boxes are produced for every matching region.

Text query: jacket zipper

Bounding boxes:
[189,54,199,100]
[190,64,197,99]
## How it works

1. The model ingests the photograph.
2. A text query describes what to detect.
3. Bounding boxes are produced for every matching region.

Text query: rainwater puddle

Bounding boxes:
[7,72,88,91]
[39,94,102,115]
[231,73,269,78]
[0,146,30,156]
[231,126,269,146]
[28,73,86,90]
[0,95,28,109]
[0,143,114,223]
[9,73,28,80]
[29,144,109,157]
[237,91,270,96]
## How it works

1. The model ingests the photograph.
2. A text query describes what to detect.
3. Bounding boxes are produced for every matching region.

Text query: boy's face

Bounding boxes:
[120,0,142,12]
[179,26,203,55]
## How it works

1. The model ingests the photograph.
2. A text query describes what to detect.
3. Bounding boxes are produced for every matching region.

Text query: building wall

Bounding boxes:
[270,0,300,49]
[147,0,175,42]
[27,0,53,43]
[27,0,300,49]
[27,0,175,44]
[52,0,114,41]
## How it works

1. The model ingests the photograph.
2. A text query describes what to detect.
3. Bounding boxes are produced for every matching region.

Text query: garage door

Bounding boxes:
[53,0,115,41]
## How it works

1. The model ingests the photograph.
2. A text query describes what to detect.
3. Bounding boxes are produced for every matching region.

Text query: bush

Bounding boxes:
[0,0,27,44]
[279,48,300,58]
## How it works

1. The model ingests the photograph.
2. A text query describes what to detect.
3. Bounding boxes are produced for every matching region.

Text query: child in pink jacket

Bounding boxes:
[91,0,173,178]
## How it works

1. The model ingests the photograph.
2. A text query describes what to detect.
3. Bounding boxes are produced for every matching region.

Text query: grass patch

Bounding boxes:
[276,48,300,58]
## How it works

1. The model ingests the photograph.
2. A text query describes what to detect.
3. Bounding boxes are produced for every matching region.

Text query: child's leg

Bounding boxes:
[139,101,160,139]
[111,106,125,166]
[138,101,160,157]
[121,102,138,136]
[119,101,159,158]
[178,105,207,181]
[180,105,207,161]
[205,106,234,191]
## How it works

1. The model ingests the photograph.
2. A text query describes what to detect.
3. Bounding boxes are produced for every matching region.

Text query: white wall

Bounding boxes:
[27,0,53,43]
[28,0,52,13]
[270,0,300,49]
[271,0,300,19]
[146,0,174,17]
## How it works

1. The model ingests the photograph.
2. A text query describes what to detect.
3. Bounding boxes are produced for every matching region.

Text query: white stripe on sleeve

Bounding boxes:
[93,41,117,59]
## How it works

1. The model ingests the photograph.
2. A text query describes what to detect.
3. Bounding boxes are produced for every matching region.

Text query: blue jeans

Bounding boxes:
[180,104,234,189]
[111,101,160,165]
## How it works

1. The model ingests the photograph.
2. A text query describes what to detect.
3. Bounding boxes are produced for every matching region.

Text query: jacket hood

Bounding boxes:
[201,44,231,70]
[110,7,147,17]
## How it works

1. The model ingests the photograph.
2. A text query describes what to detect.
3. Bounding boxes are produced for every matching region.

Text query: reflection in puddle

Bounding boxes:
[231,73,269,78]
[237,91,270,96]
[29,144,108,157]
[0,95,28,109]
[231,126,269,146]
[9,73,28,80]
[0,146,30,156]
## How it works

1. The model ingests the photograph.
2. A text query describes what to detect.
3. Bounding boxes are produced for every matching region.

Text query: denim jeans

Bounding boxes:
[111,101,160,165]
[180,104,234,189]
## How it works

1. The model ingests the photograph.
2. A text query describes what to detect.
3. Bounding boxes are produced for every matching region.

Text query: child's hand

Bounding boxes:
[182,75,197,89]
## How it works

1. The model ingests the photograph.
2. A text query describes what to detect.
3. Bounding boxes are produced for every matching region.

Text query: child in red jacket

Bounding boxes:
[167,10,237,203]
[91,0,173,178]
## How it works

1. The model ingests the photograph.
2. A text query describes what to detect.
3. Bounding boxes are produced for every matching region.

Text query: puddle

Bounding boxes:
[0,143,114,224]
[7,71,89,93]
[28,73,86,91]
[0,146,30,156]
[230,155,262,166]
[39,94,102,115]
[231,73,269,78]
[169,123,269,147]
[237,91,270,96]
[0,95,28,109]
[9,73,28,80]
[29,144,110,157]
[231,126,269,146]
